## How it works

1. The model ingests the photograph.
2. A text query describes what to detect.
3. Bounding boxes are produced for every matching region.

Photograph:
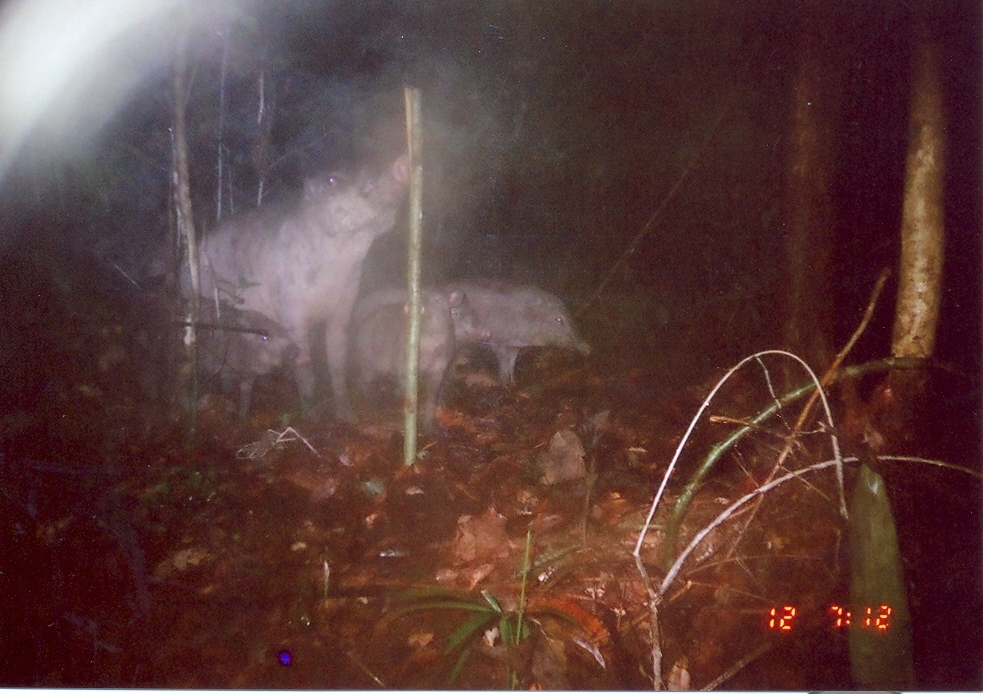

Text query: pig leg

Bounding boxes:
[420,381,439,431]
[217,369,236,398]
[419,355,446,431]
[420,351,453,431]
[293,341,317,408]
[492,345,521,386]
[355,364,375,399]
[238,376,256,418]
[294,362,315,403]
[324,314,356,422]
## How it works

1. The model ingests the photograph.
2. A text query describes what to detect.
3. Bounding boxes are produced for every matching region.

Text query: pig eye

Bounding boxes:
[316,173,342,188]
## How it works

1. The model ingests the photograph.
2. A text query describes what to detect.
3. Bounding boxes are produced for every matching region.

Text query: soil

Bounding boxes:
[0,271,980,689]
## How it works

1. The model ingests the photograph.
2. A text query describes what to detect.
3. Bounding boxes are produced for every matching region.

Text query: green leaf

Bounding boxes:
[447,645,473,684]
[532,605,581,627]
[499,615,514,645]
[446,611,498,654]
[398,586,480,602]
[392,600,496,618]
[481,589,504,613]
[849,463,915,689]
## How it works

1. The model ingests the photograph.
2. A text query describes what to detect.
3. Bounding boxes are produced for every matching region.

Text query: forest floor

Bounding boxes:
[0,269,980,688]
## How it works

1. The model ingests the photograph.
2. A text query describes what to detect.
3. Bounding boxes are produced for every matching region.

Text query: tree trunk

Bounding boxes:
[172,24,201,434]
[874,36,947,452]
[781,4,841,374]
[892,39,946,363]
[854,33,947,455]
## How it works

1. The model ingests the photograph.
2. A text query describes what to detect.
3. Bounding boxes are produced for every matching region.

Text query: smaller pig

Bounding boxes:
[351,287,484,430]
[441,280,590,385]
[195,305,298,417]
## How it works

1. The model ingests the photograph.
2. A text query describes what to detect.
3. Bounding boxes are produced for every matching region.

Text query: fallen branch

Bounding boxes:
[236,426,321,460]
[645,350,844,572]
[659,459,840,595]
[633,349,843,690]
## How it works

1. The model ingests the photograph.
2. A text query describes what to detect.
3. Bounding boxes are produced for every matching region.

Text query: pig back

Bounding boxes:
[443,280,589,352]
[351,287,462,430]
[351,288,458,381]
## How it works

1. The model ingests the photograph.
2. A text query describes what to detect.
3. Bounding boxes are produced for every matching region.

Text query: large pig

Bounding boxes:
[351,287,484,430]
[441,280,590,385]
[196,153,410,421]
[196,305,298,417]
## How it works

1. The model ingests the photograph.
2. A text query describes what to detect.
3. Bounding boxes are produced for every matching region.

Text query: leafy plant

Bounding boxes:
[394,531,539,685]
[848,463,914,688]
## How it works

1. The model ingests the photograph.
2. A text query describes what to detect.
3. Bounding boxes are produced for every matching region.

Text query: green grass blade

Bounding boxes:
[448,645,473,684]
[481,589,504,613]
[446,610,498,653]
[499,615,514,645]
[392,601,497,618]
[397,586,482,602]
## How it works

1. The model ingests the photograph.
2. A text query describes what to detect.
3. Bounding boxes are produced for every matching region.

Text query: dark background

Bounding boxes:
[0,1,978,386]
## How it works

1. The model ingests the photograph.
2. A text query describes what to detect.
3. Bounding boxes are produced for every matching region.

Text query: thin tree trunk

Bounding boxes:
[892,39,946,362]
[173,24,200,434]
[252,68,274,207]
[781,4,841,374]
[873,36,947,452]
[855,33,947,454]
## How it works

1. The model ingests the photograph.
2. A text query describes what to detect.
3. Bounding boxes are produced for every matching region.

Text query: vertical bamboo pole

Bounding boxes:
[403,87,423,466]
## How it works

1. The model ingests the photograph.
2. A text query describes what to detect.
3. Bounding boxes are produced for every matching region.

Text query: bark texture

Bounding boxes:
[891,40,946,361]
[781,5,841,372]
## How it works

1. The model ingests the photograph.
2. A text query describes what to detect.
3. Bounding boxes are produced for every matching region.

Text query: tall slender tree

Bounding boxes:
[875,33,947,453]
[781,3,842,374]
